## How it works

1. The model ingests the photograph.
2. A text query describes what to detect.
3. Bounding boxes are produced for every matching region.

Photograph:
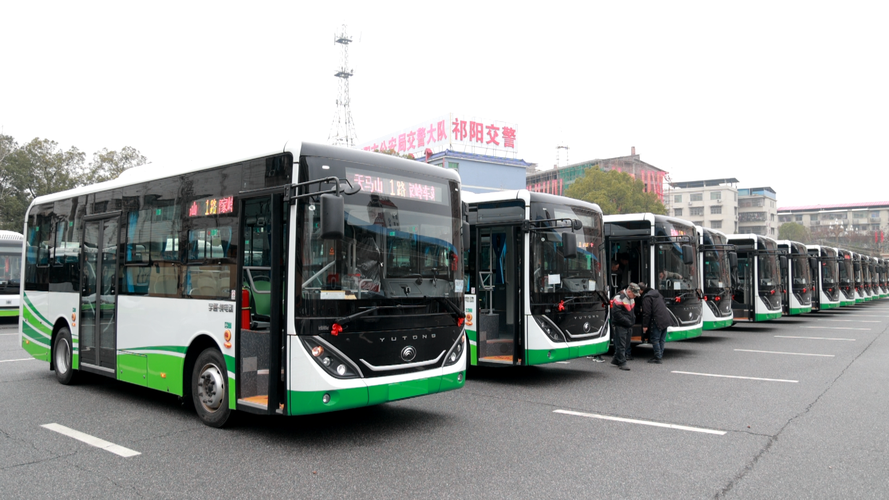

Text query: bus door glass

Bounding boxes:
[237,195,287,413]
[80,216,119,372]
[732,253,754,321]
[476,226,519,364]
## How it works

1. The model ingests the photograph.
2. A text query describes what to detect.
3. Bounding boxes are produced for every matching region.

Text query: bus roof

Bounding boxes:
[28,141,461,209]
[463,189,603,214]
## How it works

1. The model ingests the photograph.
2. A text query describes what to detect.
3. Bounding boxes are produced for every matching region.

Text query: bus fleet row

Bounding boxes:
[12,142,885,426]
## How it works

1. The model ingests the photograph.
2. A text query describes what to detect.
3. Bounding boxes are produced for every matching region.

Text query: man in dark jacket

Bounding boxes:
[639,282,673,363]
[610,282,640,371]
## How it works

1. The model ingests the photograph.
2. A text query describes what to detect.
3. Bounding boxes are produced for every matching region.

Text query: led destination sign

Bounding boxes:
[189,196,235,217]
[346,168,446,204]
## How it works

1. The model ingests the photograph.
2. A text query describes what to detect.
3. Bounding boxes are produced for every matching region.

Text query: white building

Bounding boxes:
[663,178,739,233]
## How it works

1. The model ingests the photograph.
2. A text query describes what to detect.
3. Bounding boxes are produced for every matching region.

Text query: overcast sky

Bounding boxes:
[2,1,886,208]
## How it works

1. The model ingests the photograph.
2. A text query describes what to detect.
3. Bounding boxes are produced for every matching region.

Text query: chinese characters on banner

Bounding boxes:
[357,113,518,159]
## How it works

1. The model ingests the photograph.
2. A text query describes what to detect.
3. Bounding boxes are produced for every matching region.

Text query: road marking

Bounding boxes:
[0,333,19,336]
[41,423,141,458]
[775,335,856,341]
[800,326,871,331]
[0,358,36,363]
[813,319,880,323]
[554,409,726,435]
[734,349,834,357]
[672,371,798,383]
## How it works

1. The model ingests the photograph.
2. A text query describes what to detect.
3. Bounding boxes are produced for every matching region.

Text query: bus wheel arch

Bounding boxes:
[184,336,232,428]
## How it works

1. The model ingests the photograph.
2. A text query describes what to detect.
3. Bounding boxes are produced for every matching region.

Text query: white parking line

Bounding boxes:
[813,319,880,323]
[672,371,798,383]
[0,358,36,363]
[775,335,856,341]
[41,423,140,458]
[0,333,19,336]
[800,326,871,331]
[734,349,834,357]
[554,409,726,435]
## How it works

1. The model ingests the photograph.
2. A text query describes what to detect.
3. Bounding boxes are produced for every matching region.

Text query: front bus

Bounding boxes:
[777,240,813,315]
[726,234,782,322]
[698,226,735,330]
[806,245,841,310]
[837,249,856,307]
[604,214,703,342]
[22,142,467,427]
[463,190,610,367]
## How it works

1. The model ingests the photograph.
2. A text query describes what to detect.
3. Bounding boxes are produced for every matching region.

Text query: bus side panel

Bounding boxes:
[20,291,53,361]
[524,316,609,365]
[116,296,235,399]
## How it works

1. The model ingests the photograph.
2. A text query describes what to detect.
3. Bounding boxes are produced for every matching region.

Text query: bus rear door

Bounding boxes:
[79,215,120,376]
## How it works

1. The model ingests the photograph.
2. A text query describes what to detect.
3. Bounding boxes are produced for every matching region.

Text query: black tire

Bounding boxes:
[191,348,232,428]
[53,327,77,385]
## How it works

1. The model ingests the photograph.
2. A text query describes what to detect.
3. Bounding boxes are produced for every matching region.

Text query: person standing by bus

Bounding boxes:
[639,282,672,364]
[610,282,640,371]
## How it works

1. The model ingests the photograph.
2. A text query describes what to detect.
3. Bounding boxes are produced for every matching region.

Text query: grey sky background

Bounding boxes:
[1,1,886,208]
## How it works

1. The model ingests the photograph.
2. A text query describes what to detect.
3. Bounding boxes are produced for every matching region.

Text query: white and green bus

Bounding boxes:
[805,245,842,310]
[20,143,467,426]
[726,234,783,322]
[0,230,23,318]
[462,190,610,366]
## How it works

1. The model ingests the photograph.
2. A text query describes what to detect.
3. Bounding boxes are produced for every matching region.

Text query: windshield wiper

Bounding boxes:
[335,304,426,326]
[429,296,465,319]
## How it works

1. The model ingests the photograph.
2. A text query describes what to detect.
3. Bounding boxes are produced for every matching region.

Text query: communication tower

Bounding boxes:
[556,144,569,168]
[328,25,358,147]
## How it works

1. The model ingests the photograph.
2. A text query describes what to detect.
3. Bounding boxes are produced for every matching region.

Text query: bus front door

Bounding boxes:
[79,216,119,375]
[731,255,754,322]
[236,194,286,413]
[476,226,521,365]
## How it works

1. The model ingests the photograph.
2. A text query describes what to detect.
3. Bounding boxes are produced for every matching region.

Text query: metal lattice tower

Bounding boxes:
[556,144,570,168]
[328,25,358,147]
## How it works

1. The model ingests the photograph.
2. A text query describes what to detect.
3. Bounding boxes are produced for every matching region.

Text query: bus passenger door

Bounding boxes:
[476,225,520,365]
[236,194,287,414]
[79,216,119,375]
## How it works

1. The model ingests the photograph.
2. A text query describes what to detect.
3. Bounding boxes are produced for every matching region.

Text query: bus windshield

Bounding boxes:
[0,249,22,289]
[703,249,731,291]
[839,255,853,284]
[821,250,838,285]
[529,202,604,297]
[758,251,779,287]
[791,254,809,286]
[300,159,462,311]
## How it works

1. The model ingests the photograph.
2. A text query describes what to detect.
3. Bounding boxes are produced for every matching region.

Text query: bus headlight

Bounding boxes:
[444,333,465,367]
[301,337,361,379]
[533,316,566,343]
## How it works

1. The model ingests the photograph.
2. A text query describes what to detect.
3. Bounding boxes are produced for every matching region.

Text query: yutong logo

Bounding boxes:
[400,346,417,362]
[379,334,436,343]
[582,322,591,333]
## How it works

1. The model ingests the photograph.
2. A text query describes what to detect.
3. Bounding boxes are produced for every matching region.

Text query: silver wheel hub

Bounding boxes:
[55,339,70,374]
[197,363,225,411]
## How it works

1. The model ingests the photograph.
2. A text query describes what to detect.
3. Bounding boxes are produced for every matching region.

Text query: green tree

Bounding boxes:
[778,222,810,243]
[374,148,416,160]
[83,146,148,184]
[0,137,84,231]
[564,167,666,215]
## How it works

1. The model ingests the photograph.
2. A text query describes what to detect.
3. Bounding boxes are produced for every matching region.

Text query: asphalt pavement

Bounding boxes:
[1,303,888,499]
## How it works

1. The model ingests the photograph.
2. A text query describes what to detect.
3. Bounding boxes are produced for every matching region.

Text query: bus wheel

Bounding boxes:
[53,327,77,385]
[191,348,231,428]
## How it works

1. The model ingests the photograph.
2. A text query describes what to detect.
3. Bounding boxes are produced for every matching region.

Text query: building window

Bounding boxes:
[674,208,683,217]
[690,193,703,202]
[711,206,722,215]
[872,224,881,230]
[710,191,721,200]
[690,207,703,217]
[711,220,722,229]
[871,211,881,218]
[674,194,682,203]
[853,211,866,219]
[447,162,459,171]
[795,215,803,221]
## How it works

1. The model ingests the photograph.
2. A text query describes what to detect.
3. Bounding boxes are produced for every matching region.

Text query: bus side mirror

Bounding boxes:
[779,255,788,268]
[462,220,470,251]
[320,194,345,240]
[682,244,695,265]
[729,252,738,268]
[572,219,583,231]
[562,232,577,259]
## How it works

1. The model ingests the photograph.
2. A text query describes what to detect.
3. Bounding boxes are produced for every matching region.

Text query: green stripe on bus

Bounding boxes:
[286,371,465,416]
[704,318,733,330]
[22,340,50,361]
[23,293,52,327]
[755,312,783,321]
[526,340,609,365]
[789,307,812,315]
[0,309,19,317]
[22,320,51,343]
[22,306,52,337]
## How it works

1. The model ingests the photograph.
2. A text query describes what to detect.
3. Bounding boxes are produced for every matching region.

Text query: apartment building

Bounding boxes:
[663,178,739,232]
